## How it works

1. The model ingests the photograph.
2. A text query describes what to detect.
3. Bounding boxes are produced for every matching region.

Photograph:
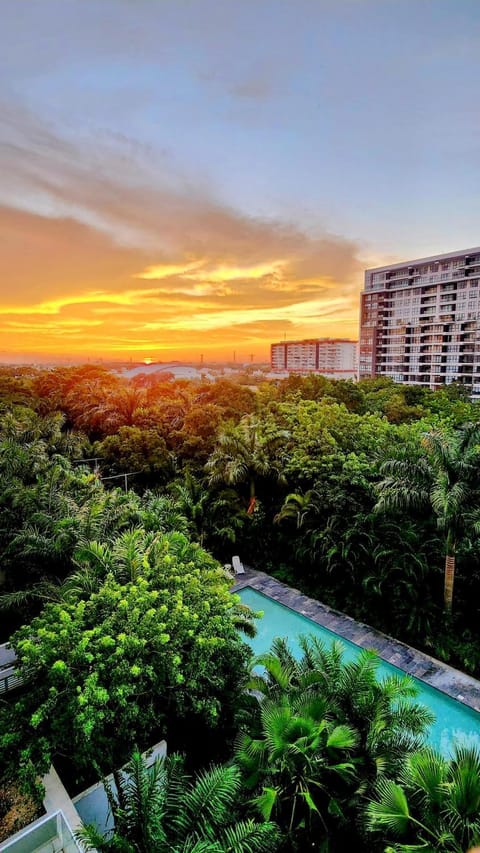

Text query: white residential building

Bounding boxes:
[271,338,358,379]
[359,247,480,396]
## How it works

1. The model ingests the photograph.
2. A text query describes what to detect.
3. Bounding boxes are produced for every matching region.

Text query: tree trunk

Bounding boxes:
[444,552,455,614]
[247,477,256,514]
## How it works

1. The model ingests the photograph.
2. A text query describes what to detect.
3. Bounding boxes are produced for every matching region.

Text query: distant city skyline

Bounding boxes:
[1,1,480,362]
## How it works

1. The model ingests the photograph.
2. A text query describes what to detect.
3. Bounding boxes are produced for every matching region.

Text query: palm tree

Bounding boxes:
[77,750,281,853]
[169,472,212,545]
[375,424,480,613]
[202,488,247,552]
[236,637,433,849]
[236,688,358,849]
[366,745,480,852]
[206,416,289,514]
[141,492,190,536]
[169,475,246,552]
[244,636,433,783]
[274,488,322,530]
[0,529,153,610]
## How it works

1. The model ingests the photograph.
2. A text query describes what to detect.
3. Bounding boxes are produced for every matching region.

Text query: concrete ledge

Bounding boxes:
[42,765,84,836]
[72,739,167,836]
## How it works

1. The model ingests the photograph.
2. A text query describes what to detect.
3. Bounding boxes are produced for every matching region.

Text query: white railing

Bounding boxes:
[0,810,81,852]
[0,643,21,695]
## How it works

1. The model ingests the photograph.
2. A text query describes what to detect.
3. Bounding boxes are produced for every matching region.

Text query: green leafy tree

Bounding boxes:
[78,750,280,853]
[375,424,480,613]
[0,367,38,412]
[95,426,174,486]
[174,403,226,464]
[0,533,252,785]
[195,379,256,422]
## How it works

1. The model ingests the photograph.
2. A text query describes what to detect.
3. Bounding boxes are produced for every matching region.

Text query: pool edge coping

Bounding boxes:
[232,568,480,714]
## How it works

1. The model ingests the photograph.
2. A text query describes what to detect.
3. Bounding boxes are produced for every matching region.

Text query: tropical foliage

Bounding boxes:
[375,423,480,612]
[78,750,280,853]
[236,637,433,850]
[366,745,480,852]
[2,366,480,851]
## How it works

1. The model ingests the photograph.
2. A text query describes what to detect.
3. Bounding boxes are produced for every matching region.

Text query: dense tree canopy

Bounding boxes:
[236,637,433,851]
[1,369,480,671]
[1,366,480,851]
[0,531,252,786]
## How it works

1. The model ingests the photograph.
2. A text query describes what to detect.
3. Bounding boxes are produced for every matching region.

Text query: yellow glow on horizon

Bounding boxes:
[0,234,372,362]
[140,296,350,333]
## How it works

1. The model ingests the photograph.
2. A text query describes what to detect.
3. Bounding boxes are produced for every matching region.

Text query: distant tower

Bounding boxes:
[250,353,254,363]
[200,353,204,364]
[233,351,236,363]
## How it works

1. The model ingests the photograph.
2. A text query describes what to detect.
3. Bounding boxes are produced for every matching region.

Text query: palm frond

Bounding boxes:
[180,763,241,839]
[366,779,411,836]
[219,817,281,852]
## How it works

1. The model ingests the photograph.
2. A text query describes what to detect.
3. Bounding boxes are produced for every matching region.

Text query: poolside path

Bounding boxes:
[232,568,480,713]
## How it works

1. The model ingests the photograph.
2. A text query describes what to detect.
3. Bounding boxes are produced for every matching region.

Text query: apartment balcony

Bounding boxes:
[0,811,81,853]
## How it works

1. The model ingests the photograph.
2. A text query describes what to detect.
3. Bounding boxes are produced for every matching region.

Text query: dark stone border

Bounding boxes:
[232,568,480,713]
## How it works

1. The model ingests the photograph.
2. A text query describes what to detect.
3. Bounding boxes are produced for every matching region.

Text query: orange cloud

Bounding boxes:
[0,106,370,362]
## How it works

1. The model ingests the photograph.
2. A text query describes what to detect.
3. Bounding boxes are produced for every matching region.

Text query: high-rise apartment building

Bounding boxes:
[359,247,480,396]
[271,338,357,378]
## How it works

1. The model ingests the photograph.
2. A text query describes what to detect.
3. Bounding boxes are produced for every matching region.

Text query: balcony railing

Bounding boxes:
[0,810,81,852]
[0,643,21,695]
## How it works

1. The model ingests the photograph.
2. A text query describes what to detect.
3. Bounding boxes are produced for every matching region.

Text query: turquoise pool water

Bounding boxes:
[238,586,480,757]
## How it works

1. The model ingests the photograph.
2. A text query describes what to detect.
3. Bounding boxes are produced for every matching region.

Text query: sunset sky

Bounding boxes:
[1,0,480,363]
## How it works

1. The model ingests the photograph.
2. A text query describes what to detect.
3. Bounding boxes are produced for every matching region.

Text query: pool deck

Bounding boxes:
[232,568,480,713]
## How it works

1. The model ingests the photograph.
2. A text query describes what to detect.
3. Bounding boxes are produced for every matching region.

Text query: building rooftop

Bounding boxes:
[366,246,480,274]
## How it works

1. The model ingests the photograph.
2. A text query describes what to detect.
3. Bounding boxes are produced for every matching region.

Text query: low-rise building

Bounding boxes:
[271,338,358,379]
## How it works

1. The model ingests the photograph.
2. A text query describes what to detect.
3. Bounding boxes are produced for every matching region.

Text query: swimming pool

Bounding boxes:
[238,586,480,757]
